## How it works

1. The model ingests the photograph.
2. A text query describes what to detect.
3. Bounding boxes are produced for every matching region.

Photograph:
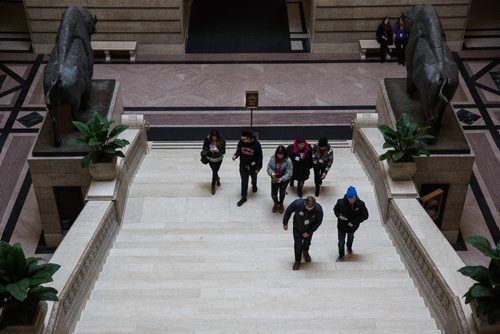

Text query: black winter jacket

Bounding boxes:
[333,196,369,233]
[234,139,263,170]
[283,199,323,234]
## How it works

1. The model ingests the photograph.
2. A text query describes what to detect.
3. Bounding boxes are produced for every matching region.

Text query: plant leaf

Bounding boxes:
[6,278,29,301]
[28,286,59,301]
[80,154,92,168]
[72,121,92,137]
[465,236,499,259]
[6,243,26,280]
[458,265,495,284]
[109,124,128,138]
[470,284,495,298]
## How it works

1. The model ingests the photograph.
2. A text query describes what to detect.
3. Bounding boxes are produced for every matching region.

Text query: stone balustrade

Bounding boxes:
[352,114,476,334]
[41,125,148,334]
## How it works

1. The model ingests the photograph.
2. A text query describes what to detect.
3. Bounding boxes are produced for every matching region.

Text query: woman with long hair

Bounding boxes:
[376,17,392,63]
[267,145,293,213]
[202,129,226,195]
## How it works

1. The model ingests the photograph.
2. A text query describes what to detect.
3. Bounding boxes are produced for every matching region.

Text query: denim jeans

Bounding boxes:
[338,229,354,257]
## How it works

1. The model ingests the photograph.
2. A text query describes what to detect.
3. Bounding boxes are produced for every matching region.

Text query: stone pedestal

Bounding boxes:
[377,79,475,244]
[28,80,123,247]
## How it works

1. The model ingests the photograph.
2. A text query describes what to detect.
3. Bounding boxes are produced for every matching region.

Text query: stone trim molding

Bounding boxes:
[41,123,147,334]
[352,114,474,334]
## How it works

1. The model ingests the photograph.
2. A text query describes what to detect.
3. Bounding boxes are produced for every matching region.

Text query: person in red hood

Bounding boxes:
[286,136,312,198]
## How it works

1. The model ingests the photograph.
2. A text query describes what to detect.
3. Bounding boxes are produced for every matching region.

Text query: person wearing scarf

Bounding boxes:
[286,136,312,198]
[267,145,293,213]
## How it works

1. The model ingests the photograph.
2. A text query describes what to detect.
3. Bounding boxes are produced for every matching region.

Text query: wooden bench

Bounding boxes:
[91,41,137,62]
[359,39,396,60]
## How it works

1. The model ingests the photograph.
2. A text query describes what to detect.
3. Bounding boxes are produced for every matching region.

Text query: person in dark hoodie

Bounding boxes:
[287,136,312,198]
[311,137,334,196]
[202,129,226,195]
[334,186,369,262]
[283,196,323,270]
[232,130,263,207]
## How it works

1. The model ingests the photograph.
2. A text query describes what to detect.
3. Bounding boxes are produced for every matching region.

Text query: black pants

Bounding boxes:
[313,166,326,188]
[271,180,289,204]
[379,42,390,62]
[293,228,313,262]
[209,160,222,183]
[338,229,354,257]
[239,164,257,199]
[395,39,407,64]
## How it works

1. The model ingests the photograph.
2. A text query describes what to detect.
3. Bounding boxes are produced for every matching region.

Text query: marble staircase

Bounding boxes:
[73,144,440,333]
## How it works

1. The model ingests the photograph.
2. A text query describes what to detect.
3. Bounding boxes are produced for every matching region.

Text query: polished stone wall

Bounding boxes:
[24,0,185,54]
[23,0,470,54]
[312,0,471,52]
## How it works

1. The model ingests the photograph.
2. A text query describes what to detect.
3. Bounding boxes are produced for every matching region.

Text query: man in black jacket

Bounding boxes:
[232,131,263,206]
[334,186,369,262]
[283,196,323,270]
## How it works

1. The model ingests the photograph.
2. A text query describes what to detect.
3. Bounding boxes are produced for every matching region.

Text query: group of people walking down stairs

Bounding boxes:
[201,129,368,270]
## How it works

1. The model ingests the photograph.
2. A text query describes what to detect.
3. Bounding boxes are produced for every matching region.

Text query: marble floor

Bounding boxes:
[0,3,499,269]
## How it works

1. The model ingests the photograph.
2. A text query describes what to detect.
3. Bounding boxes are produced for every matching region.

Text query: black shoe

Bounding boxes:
[237,198,247,206]
[297,187,303,198]
[211,183,216,195]
[347,248,353,254]
[216,177,221,187]
[315,187,320,197]
[336,255,344,262]
[293,261,300,270]
[252,185,258,193]
[272,203,278,213]
[278,202,284,214]
[303,251,311,262]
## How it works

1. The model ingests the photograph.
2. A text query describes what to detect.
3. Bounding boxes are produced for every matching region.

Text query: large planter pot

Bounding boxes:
[471,301,500,334]
[89,157,117,181]
[1,301,47,334]
[388,158,417,180]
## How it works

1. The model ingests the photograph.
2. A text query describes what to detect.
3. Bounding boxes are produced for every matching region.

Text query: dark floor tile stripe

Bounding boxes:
[93,59,397,65]
[454,54,500,149]
[148,125,352,141]
[0,62,25,84]
[298,2,307,34]
[475,82,500,96]
[0,84,21,99]
[1,171,31,242]
[470,58,500,81]
[0,55,42,152]
[470,172,500,244]
[125,105,376,112]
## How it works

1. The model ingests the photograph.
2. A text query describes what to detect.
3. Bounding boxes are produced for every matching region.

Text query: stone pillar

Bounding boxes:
[376,79,475,244]
[28,80,123,247]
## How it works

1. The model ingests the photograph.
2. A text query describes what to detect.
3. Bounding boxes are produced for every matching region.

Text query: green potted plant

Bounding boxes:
[378,113,434,180]
[0,241,60,333]
[68,112,130,181]
[458,236,500,332]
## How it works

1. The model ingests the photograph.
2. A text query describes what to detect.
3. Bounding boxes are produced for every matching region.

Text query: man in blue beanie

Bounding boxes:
[333,186,369,261]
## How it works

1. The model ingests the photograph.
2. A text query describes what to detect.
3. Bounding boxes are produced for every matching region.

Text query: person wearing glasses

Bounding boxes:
[334,186,369,262]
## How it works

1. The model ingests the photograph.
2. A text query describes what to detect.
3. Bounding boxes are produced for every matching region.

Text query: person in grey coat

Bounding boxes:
[267,145,293,213]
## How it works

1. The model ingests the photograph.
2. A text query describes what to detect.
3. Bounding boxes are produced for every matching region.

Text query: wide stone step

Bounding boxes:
[74,148,438,333]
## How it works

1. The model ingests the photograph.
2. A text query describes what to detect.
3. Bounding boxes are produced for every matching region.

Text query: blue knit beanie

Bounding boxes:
[346,186,357,198]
